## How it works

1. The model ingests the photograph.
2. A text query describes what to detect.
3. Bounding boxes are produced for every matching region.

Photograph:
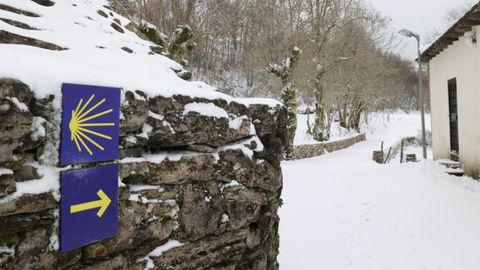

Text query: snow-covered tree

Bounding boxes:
[267,47,302,159]
[137,23,195,68]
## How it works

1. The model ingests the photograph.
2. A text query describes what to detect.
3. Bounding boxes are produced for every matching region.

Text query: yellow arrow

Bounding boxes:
[70,189,111,218]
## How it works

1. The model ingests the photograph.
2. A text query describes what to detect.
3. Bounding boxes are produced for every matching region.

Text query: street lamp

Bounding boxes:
[399,28,427,160]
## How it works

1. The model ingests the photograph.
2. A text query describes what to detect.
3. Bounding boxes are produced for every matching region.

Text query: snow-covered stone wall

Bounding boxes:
[0,78,287,269]
[293,134,366,160]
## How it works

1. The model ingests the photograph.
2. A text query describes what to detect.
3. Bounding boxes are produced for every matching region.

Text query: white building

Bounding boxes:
[423,3,480,178]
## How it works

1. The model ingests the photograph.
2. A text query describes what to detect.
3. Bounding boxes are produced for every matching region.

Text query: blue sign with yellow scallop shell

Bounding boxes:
[59,83,120,165]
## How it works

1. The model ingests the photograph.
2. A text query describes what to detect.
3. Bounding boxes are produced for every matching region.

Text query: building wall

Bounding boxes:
[429,25,480,177]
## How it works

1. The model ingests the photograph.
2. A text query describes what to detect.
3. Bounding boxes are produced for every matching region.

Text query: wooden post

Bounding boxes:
[400,139,404,163]
[372,151,383,164]
[406,154,417,162]
[384,147,392,164]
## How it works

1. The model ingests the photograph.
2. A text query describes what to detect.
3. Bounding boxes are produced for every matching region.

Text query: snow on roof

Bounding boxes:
[421,1,480,61]
[0,0,280,107]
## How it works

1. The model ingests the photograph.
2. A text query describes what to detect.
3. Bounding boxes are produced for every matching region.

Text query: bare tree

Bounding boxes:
[111,0,424,144]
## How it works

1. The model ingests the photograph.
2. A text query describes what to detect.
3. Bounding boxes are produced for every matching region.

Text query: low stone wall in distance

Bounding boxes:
[294,134,366,160]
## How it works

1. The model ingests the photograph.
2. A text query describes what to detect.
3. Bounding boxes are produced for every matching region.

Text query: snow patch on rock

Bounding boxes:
[31,116,47,141]
[142,240,184,269]
[183,102,229,119]
[0,165,60,202]
[0,168,13,176]
[7,97,29,112]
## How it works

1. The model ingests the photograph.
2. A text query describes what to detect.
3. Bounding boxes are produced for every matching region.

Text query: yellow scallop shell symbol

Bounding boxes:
[68,94,115,156]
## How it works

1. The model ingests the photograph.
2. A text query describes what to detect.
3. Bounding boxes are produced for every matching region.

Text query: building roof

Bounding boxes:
[421,2,480,62]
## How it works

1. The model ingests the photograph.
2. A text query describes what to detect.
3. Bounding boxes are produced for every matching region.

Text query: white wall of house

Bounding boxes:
[429,25,480,177]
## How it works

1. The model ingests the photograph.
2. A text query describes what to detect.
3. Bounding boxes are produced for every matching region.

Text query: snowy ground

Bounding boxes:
[294,113,359,145]
[280,112,480,269]
[294,111,428,146]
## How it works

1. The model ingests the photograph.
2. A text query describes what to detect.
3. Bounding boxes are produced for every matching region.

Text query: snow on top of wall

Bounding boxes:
[235,97,282,107]
[0,0,280,107]
[183,102,229,119]
[0,168,13,176]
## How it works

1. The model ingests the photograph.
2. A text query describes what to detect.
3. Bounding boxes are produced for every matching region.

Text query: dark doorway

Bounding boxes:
[448,78,459,160]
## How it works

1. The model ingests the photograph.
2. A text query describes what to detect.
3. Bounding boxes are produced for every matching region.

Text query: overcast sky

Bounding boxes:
[370,0,469,60]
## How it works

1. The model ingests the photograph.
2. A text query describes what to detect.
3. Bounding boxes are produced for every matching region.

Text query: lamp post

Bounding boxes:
[399,28,427,160]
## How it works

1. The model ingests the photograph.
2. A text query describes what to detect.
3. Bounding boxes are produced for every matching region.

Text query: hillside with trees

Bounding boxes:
[110,0,425,144]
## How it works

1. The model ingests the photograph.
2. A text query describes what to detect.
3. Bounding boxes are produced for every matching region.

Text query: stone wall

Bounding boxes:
[293,134,366,160]
[0,78,287,269]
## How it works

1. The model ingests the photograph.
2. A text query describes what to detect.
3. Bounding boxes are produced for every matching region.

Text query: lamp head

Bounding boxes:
[399,28,415,38]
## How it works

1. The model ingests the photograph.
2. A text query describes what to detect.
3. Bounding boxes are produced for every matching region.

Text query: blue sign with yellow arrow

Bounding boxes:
[60,83,121,166]
[60,164,118,252]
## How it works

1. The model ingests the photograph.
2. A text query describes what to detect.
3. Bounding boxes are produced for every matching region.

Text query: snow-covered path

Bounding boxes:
[279,113,480,269]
